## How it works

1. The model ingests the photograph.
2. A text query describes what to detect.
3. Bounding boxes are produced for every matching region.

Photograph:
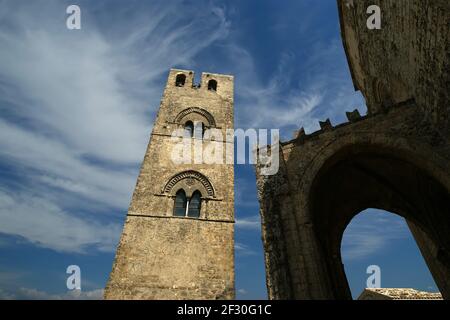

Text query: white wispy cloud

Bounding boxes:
[235,242,257,256]
[237,288,248,295]
[233,38,365,136]
[0,189,121,253]
[0,0,230,253]
[232,49,324,132]
[341,209,410,261]
[0,0,365,258]
[235,215,261,230]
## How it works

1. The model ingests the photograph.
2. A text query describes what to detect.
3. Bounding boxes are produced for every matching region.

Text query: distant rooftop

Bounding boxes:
[358,288,443,300]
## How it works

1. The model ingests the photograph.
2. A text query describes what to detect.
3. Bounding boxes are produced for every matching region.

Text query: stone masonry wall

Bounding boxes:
[104,69,235,300]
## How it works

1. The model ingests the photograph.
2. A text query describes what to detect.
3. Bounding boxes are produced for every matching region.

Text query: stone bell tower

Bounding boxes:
[104,69,235,300]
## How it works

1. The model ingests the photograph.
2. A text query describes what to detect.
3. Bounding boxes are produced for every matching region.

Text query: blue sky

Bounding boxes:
[0,0,438,299]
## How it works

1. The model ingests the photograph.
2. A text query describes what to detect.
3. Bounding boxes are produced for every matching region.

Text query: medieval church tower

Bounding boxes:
[104,69,235,300]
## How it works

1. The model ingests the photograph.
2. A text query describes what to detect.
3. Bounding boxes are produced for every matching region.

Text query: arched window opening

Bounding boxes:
[173,189,187,217]
[173,189,202,218]
[184,121,194,138]
[188,191,202,218]
[208,79,217,91]
[193,122,205,139]
[175,74,186,87]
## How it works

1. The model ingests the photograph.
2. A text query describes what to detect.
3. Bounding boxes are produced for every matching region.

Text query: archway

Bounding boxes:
[308,144,450,299]
[342,208,439,299]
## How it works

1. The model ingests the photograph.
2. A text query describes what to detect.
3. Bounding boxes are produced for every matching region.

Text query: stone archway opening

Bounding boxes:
[341,208,438,299]
[308,144,450,299]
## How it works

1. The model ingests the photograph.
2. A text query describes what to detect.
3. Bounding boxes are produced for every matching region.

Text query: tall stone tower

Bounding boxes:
[104,69,235,300]
[255,0,450,300]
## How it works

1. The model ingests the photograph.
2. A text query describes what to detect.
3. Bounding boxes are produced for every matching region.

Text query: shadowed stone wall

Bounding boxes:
[256,0,450,300]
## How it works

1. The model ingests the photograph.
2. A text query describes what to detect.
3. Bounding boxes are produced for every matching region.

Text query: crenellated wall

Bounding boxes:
[256,0,450,300]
